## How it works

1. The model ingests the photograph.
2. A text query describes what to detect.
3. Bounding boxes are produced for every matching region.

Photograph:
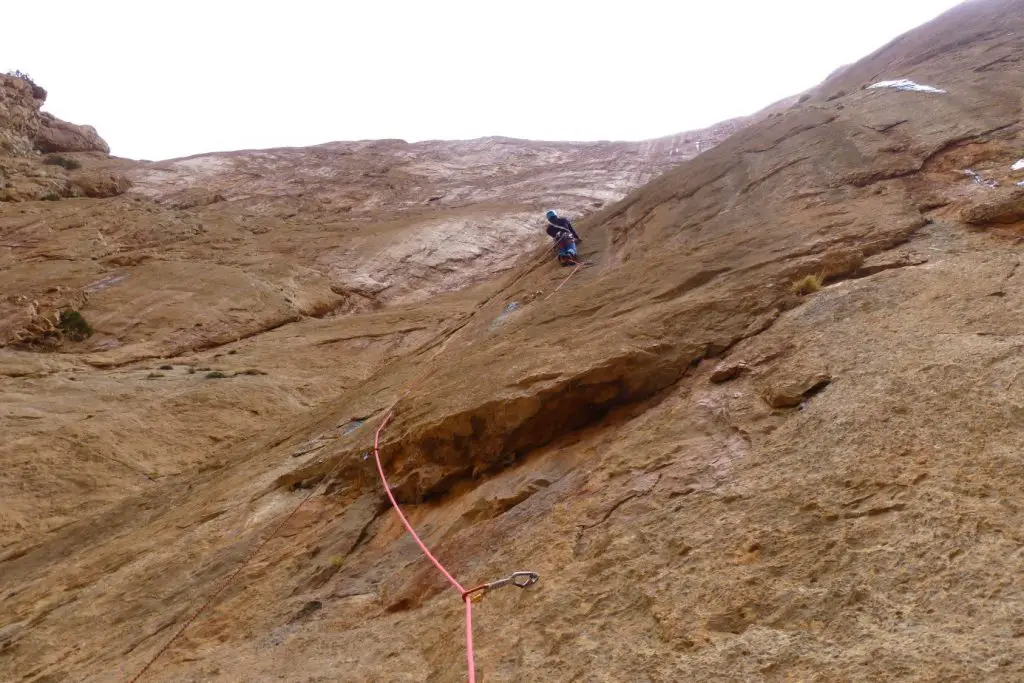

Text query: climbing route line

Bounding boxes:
[371,408,539,683]
[128,232,569,681]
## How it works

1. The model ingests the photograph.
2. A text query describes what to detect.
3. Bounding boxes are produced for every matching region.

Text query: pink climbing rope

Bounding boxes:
[128,238,553,683]
[372,410,466,594]
[464,597,476,681]
[544,261,584,301]
[372,408,479,682]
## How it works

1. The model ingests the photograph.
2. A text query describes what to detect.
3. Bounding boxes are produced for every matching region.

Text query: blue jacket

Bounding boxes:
[546,216,579,241]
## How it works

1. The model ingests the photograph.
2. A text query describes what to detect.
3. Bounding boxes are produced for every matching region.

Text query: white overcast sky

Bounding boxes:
[3,0,964,161]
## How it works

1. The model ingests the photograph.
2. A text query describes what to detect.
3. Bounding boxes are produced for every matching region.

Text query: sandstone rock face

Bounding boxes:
[0,74,120,201]
[0,74,42,156]
[116,124,769,319]
[0,82,758,547]
[761,372,832,408]
[34,112,110,154]
[7,2,1024,682]
[0,74,108,156]
[960,187,1024,224]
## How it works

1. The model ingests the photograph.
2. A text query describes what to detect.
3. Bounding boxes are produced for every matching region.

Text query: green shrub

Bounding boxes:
[43,155,81,170]
[58,310,93,341]
[205,371,228,379]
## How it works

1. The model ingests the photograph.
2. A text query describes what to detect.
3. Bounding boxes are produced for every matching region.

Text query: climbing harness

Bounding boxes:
[551,231,579,266]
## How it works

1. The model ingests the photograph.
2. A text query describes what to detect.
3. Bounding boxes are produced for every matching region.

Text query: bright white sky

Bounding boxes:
[3,0,964,161]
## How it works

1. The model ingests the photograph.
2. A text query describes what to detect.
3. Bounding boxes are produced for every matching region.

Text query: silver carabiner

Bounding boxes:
[509,571,540,588]
[485,571,540,591]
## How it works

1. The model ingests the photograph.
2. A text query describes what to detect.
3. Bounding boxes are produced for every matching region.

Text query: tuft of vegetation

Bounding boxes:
[58,310,93,341]
[41,191,61,201]
[159,364,174,370]
[146,372,164,379]
[228,349,238,355]
[236,368,266,376]
[330,555,345,568]
[5,70,47,100]
[205,370,228,379]
[187,367,196,374]
[43,155,81,171]
[792,274,824,296]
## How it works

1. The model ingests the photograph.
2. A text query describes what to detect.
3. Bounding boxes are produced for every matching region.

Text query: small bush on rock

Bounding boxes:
[5,70,47,101]
[58,310,93,341]
[43,155,81,170]
[792,274,823,296]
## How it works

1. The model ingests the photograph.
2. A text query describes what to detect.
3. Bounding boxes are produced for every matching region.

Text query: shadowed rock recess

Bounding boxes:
[5,2,1024,681]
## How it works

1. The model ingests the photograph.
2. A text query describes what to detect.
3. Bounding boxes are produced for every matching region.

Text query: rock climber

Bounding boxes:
[545,210,581,266]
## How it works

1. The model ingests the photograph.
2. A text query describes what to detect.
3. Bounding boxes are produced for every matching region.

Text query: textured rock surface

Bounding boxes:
[6,2,1024,682]
[0,79,761,548]
[123,121,780,311]
[0,74,107,156]
[0,73,123,202]
[34,112,110,154]
[0,75,43,156]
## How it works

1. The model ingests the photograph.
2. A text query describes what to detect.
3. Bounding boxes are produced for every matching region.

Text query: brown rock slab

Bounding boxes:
[763,372,832,408]
[34,113,110,154]
[6,3,1024,683]
[710,360,749,383]
[960,188,1024,225]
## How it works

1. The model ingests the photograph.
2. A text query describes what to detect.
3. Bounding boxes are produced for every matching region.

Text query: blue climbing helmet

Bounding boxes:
[545,210,557,220]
